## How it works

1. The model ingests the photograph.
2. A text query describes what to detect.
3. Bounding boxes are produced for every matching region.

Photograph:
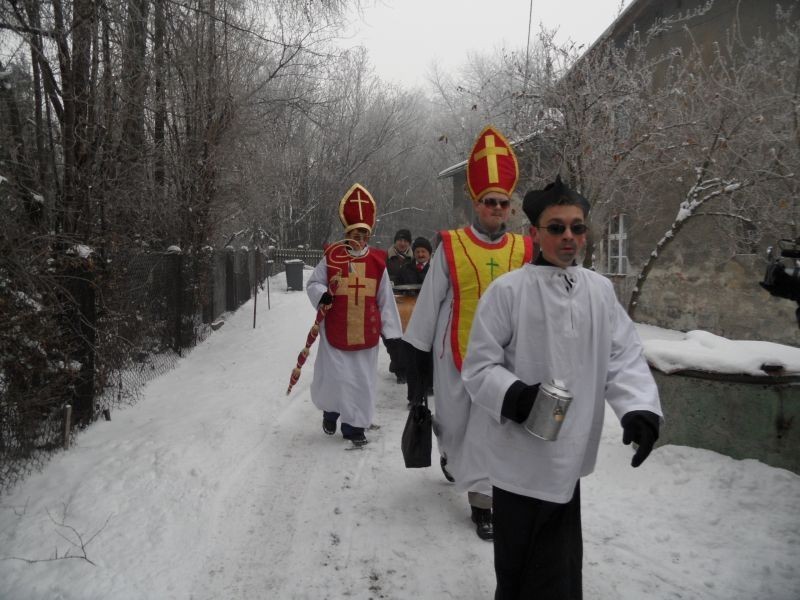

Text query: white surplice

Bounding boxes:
[307,250,402,429]
[462,263,663,503]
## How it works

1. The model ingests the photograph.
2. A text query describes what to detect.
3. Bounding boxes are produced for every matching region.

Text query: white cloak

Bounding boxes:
[461,263,663,503]
[403,226,508,497]
[307,252,402,428]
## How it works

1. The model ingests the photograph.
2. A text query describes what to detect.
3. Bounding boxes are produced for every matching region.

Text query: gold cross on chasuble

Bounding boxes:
[334,262,378,345]
[474,134,509,184]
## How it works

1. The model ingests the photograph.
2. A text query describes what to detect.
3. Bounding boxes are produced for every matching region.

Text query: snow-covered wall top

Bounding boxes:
[637,324,800,376]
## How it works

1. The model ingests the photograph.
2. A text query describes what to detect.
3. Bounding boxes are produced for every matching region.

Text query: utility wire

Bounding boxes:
[524,0,533,87]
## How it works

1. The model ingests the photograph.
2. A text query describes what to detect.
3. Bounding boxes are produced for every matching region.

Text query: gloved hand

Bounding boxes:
[501,381,540,423]
[621,410,660,467]
[403,341,432,405]
[319,291,333,307]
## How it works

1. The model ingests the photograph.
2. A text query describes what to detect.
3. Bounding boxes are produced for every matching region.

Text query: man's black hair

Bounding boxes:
[522,175,590,226]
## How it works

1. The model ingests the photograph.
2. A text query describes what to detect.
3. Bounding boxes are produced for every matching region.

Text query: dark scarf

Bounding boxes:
[472,220,508,242]
[388,245,413,260]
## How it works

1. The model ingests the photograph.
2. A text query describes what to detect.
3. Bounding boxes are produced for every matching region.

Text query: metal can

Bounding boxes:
[523,379,573,441]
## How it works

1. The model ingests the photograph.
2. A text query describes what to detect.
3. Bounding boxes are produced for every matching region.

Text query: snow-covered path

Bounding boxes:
[1,270,798,600]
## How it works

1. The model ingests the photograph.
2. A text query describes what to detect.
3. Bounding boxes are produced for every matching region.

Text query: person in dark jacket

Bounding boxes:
[385,229,414,382]
[397,236,432,287]
[386,229,413,283]
[397,237,434,408]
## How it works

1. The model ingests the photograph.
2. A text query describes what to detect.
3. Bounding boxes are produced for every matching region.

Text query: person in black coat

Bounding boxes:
[398,237,434,406]
[386,228,413,284]
[397,236,432,287]
[384,229,414,381]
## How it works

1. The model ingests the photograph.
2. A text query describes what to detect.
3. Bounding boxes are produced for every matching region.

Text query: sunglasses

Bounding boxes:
[480,198,511,209]
[542,223,588,235]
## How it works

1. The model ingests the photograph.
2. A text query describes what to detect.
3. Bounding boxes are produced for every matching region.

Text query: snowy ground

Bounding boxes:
[1,269,798,600]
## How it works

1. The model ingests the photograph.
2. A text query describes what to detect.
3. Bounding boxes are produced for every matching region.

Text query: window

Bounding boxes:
[734,218,759,255]
[606,214,629,275]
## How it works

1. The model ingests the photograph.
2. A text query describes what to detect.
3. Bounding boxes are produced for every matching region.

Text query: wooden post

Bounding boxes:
[63,404,72,449]
[253,246,258,329]
[266,259,273,310]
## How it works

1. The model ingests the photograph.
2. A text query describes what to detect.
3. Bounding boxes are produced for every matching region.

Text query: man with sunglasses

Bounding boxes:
[403,125,533,541]
[461,175,663,598]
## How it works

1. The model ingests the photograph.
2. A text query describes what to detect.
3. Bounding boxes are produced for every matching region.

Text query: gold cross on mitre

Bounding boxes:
[474,134,509,184]
[350,189,370,220]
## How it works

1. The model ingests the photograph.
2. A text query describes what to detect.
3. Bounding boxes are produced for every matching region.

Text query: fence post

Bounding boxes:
[252,246,258,328]
[266,259,273,310]
[63,404,72,449]
[172,250,183,356]
[225,246,236,311]
[238,248,251,306]
[67,256,97,426]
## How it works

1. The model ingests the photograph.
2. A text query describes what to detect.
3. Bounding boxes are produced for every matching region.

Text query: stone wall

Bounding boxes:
[633,248,798,346]
[653,370,799,474]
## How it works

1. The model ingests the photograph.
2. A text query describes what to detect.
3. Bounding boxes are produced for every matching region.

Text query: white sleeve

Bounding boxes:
[461,282,522,422]
[402,247,450,352]
[378,269,403,339]
[605,299,664,422]
[306,258,329,308]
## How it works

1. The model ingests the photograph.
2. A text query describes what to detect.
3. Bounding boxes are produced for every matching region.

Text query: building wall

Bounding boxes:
[594,0,798,346]
[653,370,799,474]
[610,0,782,58]
[634,246,798,345]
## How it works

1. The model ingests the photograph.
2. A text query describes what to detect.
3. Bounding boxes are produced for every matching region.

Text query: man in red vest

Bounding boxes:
[306,184,403,447]
[404,126,534,539]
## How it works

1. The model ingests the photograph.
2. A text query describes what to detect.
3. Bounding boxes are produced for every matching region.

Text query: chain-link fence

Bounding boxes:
[0,245,276,494]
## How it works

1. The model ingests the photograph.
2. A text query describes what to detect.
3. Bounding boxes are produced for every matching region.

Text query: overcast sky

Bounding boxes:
[342,0,632,88]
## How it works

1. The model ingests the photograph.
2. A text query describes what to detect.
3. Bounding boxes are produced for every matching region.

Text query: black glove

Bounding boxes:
[318,292,333,307]
[403,341,432,405]
[501,381,540,424]
[621,410,660,468]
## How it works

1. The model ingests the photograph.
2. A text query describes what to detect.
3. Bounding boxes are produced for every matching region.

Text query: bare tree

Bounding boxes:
[622,19,800,316]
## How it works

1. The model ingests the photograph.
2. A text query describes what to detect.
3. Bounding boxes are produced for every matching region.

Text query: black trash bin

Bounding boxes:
[285,259,304,291]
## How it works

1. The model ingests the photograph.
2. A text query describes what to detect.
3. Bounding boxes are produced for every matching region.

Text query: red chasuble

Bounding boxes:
[325,249,387,351]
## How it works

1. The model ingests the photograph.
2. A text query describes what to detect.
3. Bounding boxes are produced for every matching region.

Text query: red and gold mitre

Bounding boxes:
[466,125,519,201]
[338,183,377,233]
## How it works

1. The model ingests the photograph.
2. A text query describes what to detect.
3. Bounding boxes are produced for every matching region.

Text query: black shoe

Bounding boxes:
[440,456,455,483]
[471,507,493,541]
[322,418,336,435]
[347,432,369,447]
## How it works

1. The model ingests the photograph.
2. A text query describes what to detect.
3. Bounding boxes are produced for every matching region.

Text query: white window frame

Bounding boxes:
[606,214,629,275]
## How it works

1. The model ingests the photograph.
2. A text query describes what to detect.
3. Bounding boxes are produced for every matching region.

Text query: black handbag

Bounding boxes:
[401,399,432,468]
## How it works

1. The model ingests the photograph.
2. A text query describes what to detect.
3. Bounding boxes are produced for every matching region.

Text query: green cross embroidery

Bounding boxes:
[486,257,500,280]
